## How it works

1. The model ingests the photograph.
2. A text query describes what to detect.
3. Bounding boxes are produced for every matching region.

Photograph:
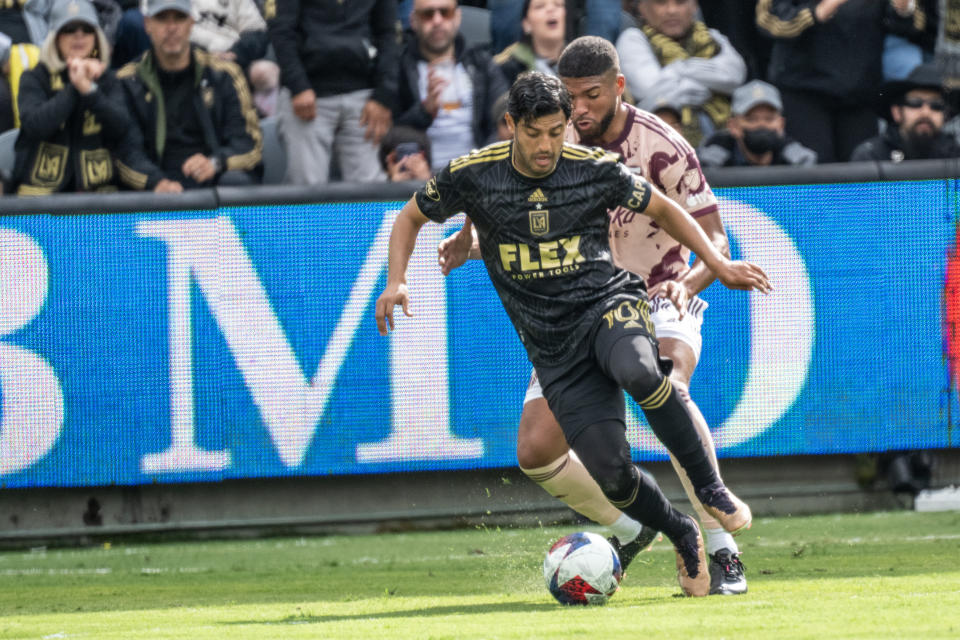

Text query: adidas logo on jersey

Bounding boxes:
[528,188,548,203]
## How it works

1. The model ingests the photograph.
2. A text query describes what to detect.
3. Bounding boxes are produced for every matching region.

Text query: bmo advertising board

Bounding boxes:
[0,179,956,488]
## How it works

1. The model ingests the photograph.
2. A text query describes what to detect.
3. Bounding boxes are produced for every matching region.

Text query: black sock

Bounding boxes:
[639,381,718,490]
[609,465,694,542]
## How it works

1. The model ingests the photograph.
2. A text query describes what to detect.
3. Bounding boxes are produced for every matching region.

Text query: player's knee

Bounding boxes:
[572,422,635,501]
[592,461,636,502]
[517,400,568,469]
[607,337,663,399]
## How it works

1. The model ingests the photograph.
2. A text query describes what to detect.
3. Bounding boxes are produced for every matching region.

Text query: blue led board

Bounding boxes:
[0,180,956,487]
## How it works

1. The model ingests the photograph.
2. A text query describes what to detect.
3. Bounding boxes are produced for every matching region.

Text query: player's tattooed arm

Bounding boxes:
[438,217,481,276]
[376,197,431,335]
[644,189,772,295]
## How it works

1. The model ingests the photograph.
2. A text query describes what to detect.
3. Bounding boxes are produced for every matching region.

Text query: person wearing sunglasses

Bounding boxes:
[394,0,508,173]
[851,62,960,163]
[11,0,142,194]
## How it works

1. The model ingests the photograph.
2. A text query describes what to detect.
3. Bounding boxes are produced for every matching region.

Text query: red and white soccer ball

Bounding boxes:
[543,531,623,605]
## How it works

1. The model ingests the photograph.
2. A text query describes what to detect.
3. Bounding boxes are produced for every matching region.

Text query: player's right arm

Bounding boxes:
[375,197,431,335]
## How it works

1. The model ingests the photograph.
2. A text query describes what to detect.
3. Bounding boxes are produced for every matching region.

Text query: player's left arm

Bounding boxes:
[640,187,771,294]
[438,217,481,275]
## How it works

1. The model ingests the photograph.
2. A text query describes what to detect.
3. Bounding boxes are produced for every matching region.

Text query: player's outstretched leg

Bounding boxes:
[517,394,657,572]
[570,420,708,596]
[602,332,752,535]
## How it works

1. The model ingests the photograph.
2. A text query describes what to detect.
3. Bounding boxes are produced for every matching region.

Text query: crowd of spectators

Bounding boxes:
[1,0,959,195]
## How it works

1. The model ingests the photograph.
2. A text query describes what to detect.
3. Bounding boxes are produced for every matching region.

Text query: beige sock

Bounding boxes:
[668,380,722,531]
[522,450,623,527]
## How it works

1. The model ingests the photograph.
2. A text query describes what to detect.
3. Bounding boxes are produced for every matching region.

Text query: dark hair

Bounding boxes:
[518,0,566,47]
[507,71,572,125]
[378,126,432,170]
[557,35,619,78]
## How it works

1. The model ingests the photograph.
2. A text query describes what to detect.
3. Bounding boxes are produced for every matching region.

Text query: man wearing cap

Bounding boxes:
[698,79,817,168]
[116,0,262,191]
[851,63,960,162]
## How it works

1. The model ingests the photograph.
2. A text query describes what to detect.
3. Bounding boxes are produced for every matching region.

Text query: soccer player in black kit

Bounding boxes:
[375,72,771,597]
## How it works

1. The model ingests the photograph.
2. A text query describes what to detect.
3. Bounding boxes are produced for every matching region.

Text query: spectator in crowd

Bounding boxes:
[378,124,432,181]
[395,0,507,173]
[0,0,53,131]
[757,0,928,163]
[638,91,684,133]
[90,0,120,42]
[490,0,621,55]
[616,0,746,148]
[116,0,262,191]
[492,91,510,140]
[493,0,565,87]
[111,0,150,68]
[266,0,398,185]
[12,0,139,194]
[191,0,268,72]
[698,0,771,81]
[698,79,817,167]
[882,0,937,80]
[850,62,960,162]
[936,0,960,82]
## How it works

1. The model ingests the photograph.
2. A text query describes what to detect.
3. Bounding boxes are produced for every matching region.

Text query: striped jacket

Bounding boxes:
[116,46,262,189]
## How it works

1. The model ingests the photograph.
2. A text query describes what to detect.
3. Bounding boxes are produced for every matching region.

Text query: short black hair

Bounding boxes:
[378,125,432,170]
[507,71,572,125]
[557,36,620,78]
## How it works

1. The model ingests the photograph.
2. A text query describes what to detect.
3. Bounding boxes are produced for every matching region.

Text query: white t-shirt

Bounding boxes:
[418,60,475,172]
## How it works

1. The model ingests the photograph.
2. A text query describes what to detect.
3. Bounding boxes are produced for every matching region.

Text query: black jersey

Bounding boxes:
[416,140,654,366]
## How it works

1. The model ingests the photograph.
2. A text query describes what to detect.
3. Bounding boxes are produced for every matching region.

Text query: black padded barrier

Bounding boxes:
[0,160,958,216]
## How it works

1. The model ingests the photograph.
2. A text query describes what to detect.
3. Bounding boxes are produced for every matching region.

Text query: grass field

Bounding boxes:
[1,510,958,639]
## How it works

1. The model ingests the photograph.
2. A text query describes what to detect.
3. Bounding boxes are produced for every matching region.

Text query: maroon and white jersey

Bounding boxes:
[566,103,718,287]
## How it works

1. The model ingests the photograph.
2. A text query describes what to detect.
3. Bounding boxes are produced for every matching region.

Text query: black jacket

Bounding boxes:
[13,64,137,195]
[116,47,262,189]
[698,129,817,167]
[757,0,928,104]
[849,126,960,162]
[266,0,400,109]
[396,33,508,149]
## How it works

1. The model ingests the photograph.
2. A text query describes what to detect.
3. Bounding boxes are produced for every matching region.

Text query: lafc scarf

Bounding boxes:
[641,21,730,147]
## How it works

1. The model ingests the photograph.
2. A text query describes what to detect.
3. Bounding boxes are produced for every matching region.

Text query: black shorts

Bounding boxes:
[535,295,668,443]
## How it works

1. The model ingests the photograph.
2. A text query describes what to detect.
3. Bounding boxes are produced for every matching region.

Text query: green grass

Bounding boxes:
[1,510,959,639]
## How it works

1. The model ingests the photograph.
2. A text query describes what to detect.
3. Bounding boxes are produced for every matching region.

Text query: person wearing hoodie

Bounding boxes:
[12,0,147,194]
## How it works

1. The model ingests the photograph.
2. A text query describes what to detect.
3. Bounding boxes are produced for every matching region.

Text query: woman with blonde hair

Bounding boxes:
[12,0,137,194]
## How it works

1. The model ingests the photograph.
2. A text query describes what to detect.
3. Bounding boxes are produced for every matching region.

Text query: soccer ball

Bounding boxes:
[543,531,622,605]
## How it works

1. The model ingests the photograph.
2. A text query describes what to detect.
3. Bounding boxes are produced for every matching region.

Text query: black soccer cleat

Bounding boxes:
[708,548,748,595]
[608,525,660,573]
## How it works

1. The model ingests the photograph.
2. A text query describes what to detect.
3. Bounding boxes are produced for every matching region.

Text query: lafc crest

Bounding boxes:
[528,188,548,235]
[529,209,548,236]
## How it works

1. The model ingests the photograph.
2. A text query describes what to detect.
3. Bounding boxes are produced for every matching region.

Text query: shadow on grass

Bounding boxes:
[222,599,623,625]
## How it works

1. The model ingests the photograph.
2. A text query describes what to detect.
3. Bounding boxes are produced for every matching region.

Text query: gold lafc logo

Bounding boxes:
[528,188,548,236]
